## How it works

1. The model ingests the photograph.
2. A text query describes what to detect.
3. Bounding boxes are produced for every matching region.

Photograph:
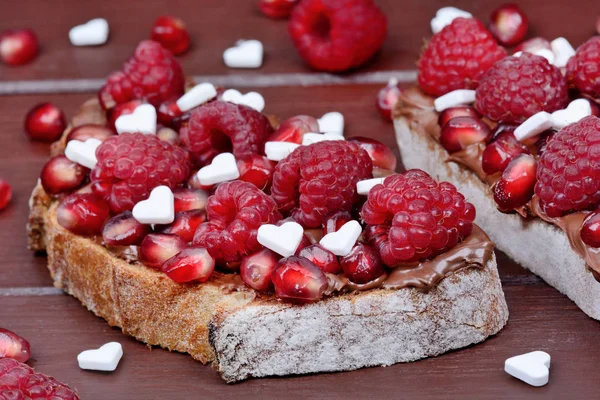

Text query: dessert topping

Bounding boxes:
[265,141,301,161]
[317,112,344,135]
[488,3,528,47]
[40,155,87,195]
[114,103,157,135]
[257,221,304,257]
[356,177,385,195]
[550,37,576,68]
[221,89,265,112]
[319,220,362,257]
[132,186,175,225]
[430,7,472,34]
[223,39,264,69]
[77,342,123,372]
[139,233,187,269]
[301,132,345,146]
[197,152,241,186]
[176,83,217,112]
[493,154,537,212]
[433,89,476,112]
[69,18,109,47]
[64,138,102,170]
[240,248,279,292]
[161,248,215,283]
[504,351,550,387]
[272,256,328,303]
[566,37,600,99]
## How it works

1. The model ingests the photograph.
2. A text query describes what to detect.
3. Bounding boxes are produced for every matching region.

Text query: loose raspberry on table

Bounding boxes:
[361,170,475,266]
[193,181,282,264]
[91,133,191,213]
[475,53,569,123]
[98,40,185,110]
[535,116,600,217]
[288,0,387,72]
[566,36,600,99]
[180,101,273,167]
[417,17,507,97]
[271,140,373,228]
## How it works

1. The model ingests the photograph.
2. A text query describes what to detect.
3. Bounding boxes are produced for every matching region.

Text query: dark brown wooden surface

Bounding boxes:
[1,1,599,398]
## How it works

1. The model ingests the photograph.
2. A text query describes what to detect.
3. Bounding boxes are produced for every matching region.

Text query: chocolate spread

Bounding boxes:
[446,142,488,182]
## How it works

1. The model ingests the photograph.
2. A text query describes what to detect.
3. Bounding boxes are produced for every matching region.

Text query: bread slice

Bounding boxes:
[394,88,600,320]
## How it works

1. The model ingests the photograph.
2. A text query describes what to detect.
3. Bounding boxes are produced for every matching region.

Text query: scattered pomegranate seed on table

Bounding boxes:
[515,37,552,54]
[375,78,402,121]
[0,28,38,65]
[259,0,297,19]
[161,248,215,283]
[24,103,67,142]
[240,248,279,292]
[40,155,87,195]
[493,154,537,212]
[488,3,529,46]
[0,179,12,211]
[0,328,30,362]
[151,16,191,56]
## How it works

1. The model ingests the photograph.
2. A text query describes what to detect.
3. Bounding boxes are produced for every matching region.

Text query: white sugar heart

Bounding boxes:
[77,342,123,372]
[302,132,346,146]
[64,138,102,169]
[319,220,362,256]
[223,40,264,69]
[115,103,156,134]
[430,7,472,34]
[317,112,344,136]
[221,89,265,112]
[505,351,551,387]
[132,186,174,225]
[176,83,217,112]
[265,141,300,161]
[433,89,476,112]
[551,37,575,68]
[197,152,240,186]
[257,222,304,257]
[552,99,592,129]
[356,178,385,195]
[514,111,554,141]
[513,49,555,64]
[69,18,109,46]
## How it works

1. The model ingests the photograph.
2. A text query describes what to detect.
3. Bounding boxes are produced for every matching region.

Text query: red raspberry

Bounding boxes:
[91,133,191,213]
[288,0,387,72]
[0,358,79,399]
[535,116,600,217]
[361,170,476,266]
[475,53,568,123]
[98,40,185,110]
[180,101,273,167]
[271,141,372,228]
[566,37,600,99]
[193,181,282,264]
[417,18,507,97]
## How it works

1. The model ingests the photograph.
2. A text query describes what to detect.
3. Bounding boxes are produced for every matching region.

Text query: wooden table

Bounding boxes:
[1,1,598,398]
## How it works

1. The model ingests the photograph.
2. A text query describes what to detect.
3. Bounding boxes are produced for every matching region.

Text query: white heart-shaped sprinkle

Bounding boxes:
[513,48,555,65]
[319,220,362,257]
[551,99,592,129]
[223,40,264,69]
[64,138,102,169]
[265,141,300,162]
[197,152,240,186]
[356,178,385,195]
[302,132,346,146]
[551,37,575,68]
[433,89,476,112]
[176,83,217,112]
[430,7,472,34]
[505,351,551,387]
[257,222,304,257]
[115,104,156,135]
[132,186,174,225]
[221,89,265,112]
[514,111,554,141]
[69,18,109,46]
[77,342,123,372]
[317,112,344,136]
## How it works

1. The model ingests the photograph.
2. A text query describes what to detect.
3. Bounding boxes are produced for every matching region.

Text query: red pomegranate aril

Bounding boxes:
[489,3,529,46]
[107,99,145,130]
[347,136,397,171]
[139,233,187,269]
[438,106,481,129]
[323,210,353,235]
[0,179,12,211]
[481,132,530,175]
[103,211,150,246]
[267,115,319,144]
[493,153,537,212]
[40,155,87,195]
[259,0,297,18]
[489,123,517,142]
[515,37,552,54]
[236,154,276,189]
[66,124,115,143]
[173,188,209,213]
[24,103,67,142]
[0,328,31,363]
[272,256,328,303]
[340,243,385,284]
[0,29,38,65]
[240,248,279,292]
[157,100,184,126]
[298,244,341,274]
[440,116,492,153]
[56,193,110,236]
[156,209,206,242]
[376,78,402,121]
[581,211,600,248]
[156,127,180,145]
[161,248,215,283]
[151,16,191,56]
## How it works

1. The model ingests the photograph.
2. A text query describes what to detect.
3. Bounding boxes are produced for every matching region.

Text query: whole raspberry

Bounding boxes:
[271,141,372,228]
[98,40,185,110]
[0,358,79,399]
[288,0,387,72]
[475,53,569,123]
[417,18,507,97]
[535,116,600,217]
[193,181,282,264]
[566,37,600,99]
[361,170,475,266]
[91,133,192,213]
[180,101,273,167]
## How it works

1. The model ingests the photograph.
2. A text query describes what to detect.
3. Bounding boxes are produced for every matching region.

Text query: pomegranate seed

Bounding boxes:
[0,179,12,211]
[440,116,491,153]
[161,248,215,283]
[0,29,38,65]
[173,188,209,213]
[259,0,297,19]
[66,124,115,144]
[323,211,353,235]
[151,16,191,56]
[489,123,518,142]
[40,155,87,195]
[24,103,67,142]
[347,136,397,171]
[156,127,180,145]
[107,99,145,128]
[156,209,206,242]
[298,244,341,274]
[489,3,529,46]
[581,211,600,248]
[267,115,319,144]
[438,106,481,129]
[139,233,187,269]
[340,243,385,284]
[236,154,276,189]
[375,78,402,121]
[103,211,150,246]
[295,234,312,254]
[56,193,110,236]
[157,100,184,126]
[481,132,530,175]
[515,37,552,54]
[0,328,30,363]
[240,248,279,292]
[272,256,328,303]
[493,153,537,212]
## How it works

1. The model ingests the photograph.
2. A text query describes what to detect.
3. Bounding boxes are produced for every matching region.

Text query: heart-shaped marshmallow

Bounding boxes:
[505,351,551,387]
[77,342,123,372]
[430,7,473,34]
[514,111,554,141]
[65,138,102,169]
[115,103,157,135]
[317,112,344,136]
[132,186,175,225]
[197,152,240,186]
[223,40,264,69]
[513,49,555,65]
[265,141,301,162]
[356,177,385,195]
[221,89,265,112]
[176,83,217,112]
[551,99,592,129]
[69,18,109,46]
[257,221,304,257]
[433,89,476,112]
[302,132,346,146]
[551,37,575,68]
[319,220,362,257]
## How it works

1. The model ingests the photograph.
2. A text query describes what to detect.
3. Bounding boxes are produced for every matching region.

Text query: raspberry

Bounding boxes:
[566,37,600,99]
[361,170,475,266]
[98,40,185,110]
[0,358,79,399]
[91,133,192,213]
[535,116,600,217]
[288,0,387,72]
[180,101,273,166]
[417,18,507,97]
[271,141,372,228]
[475,53,568,123]
[193,181,282,264]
